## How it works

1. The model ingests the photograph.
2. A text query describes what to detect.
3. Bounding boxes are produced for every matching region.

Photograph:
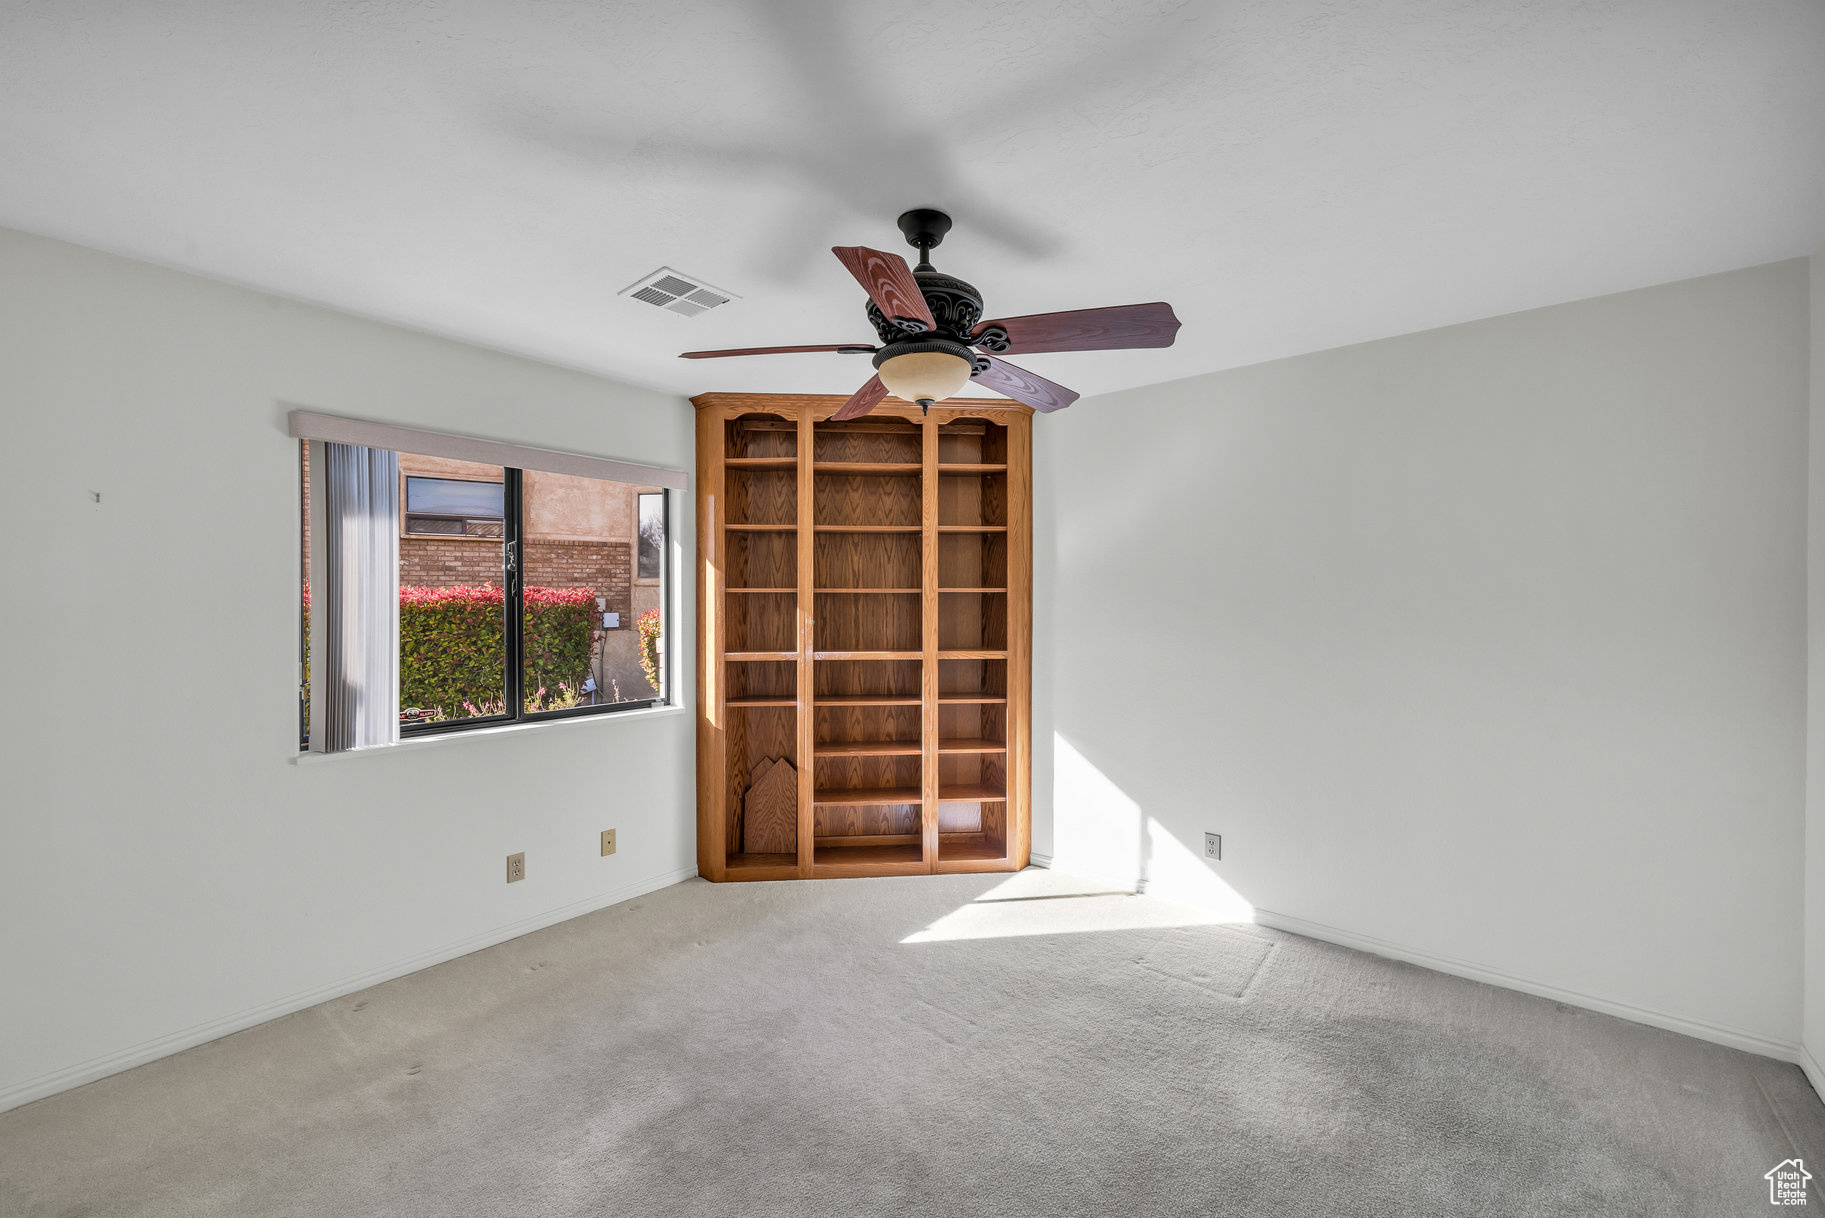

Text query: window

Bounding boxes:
[302,437,672,750]
[404,476,504,536]
[638,492,664,580]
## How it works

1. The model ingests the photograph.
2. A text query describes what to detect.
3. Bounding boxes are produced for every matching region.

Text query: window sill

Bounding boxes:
[292,702,685,764]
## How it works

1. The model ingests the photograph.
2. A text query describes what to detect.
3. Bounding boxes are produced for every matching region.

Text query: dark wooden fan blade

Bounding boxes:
[971,356,1080,413]
[831,246,935,334]
[680,344,875,359]
[973,302,1180,354]
[830,374,890,421]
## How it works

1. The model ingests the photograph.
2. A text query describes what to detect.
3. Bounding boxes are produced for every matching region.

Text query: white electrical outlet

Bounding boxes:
[1204,833,1222,861]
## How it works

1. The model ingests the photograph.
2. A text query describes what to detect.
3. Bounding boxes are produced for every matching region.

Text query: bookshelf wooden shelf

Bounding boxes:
[813,461,922,475]
[938,836,1009,862]
[939,783,1008,803]
[696,394,1031,882]
[725,456,799,470]
[814,833,922,849]
[817,694,923,706]
[813,843,926,875]
[816,740,923,757]
[814,786,923,806]
[724,853,799,878]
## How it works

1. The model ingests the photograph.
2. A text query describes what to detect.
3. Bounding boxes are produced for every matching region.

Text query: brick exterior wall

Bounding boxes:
[527,539,633,624]
[397,536,633,626]
[399,536,504,587]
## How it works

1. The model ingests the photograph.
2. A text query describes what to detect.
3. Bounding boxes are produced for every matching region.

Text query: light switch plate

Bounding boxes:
[506,852,525,882]
[601,829,617,856]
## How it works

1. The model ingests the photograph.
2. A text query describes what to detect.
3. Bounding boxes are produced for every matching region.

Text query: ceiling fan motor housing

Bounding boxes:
[867,270,988,375]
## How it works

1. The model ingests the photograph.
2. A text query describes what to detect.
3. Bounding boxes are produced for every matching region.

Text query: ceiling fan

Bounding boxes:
[681,208,1181,420]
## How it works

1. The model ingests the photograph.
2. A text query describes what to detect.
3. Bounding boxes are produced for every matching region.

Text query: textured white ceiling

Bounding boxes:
[2,0,1822,402]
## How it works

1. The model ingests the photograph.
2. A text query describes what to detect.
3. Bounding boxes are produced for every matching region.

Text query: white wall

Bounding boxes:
[1030,422,1057,864]
[1036,261,1811,1053]
[0,228,697,1111]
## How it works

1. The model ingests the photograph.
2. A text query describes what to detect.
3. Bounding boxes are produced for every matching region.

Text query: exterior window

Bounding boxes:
[638,492,665,580]
[302,446,669,750]
[404,476,504,536]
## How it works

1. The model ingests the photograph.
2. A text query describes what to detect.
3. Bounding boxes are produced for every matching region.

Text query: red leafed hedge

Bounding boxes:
[400,583,594,718]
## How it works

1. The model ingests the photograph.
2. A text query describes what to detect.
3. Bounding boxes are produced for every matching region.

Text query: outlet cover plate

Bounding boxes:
[507,852,525,882]
[601,829,617,857]
[1204,833,1221,861]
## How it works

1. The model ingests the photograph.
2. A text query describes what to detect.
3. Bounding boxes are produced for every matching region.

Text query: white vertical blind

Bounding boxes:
[317,443,400,751]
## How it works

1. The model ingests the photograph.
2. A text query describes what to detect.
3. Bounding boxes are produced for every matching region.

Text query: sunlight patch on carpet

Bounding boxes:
[901,869,1232,943]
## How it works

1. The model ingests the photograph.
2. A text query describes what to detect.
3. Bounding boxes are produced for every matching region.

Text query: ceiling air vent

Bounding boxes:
[620,267,739,318]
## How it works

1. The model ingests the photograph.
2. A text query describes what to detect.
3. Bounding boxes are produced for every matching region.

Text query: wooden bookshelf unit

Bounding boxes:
[695,393,1032,881]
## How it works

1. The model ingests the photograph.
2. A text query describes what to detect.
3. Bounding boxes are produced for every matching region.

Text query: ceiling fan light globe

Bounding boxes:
[876,350,973,408]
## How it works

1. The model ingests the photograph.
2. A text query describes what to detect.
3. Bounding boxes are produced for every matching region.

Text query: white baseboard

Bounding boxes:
[0,865,698,1115]
[1800,1045,1825,1106]
[1251,906,1802,1064]
[1026,850,1053,868]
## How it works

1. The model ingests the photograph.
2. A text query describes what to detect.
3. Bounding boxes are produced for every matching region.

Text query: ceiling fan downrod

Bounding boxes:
[897,207,951,272]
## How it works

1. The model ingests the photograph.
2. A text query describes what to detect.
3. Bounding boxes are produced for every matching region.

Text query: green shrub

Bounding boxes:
[399,583,594,719]
[521,584,597,705]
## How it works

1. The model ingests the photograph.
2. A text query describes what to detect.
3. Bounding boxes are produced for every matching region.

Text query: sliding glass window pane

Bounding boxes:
[637,493,667,702]
[519,472,662,713]
[397,455,507,727]
[638,493,664,579]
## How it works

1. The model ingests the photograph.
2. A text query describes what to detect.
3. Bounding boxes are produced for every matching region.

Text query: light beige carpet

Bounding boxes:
[2,869,1820,1216]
